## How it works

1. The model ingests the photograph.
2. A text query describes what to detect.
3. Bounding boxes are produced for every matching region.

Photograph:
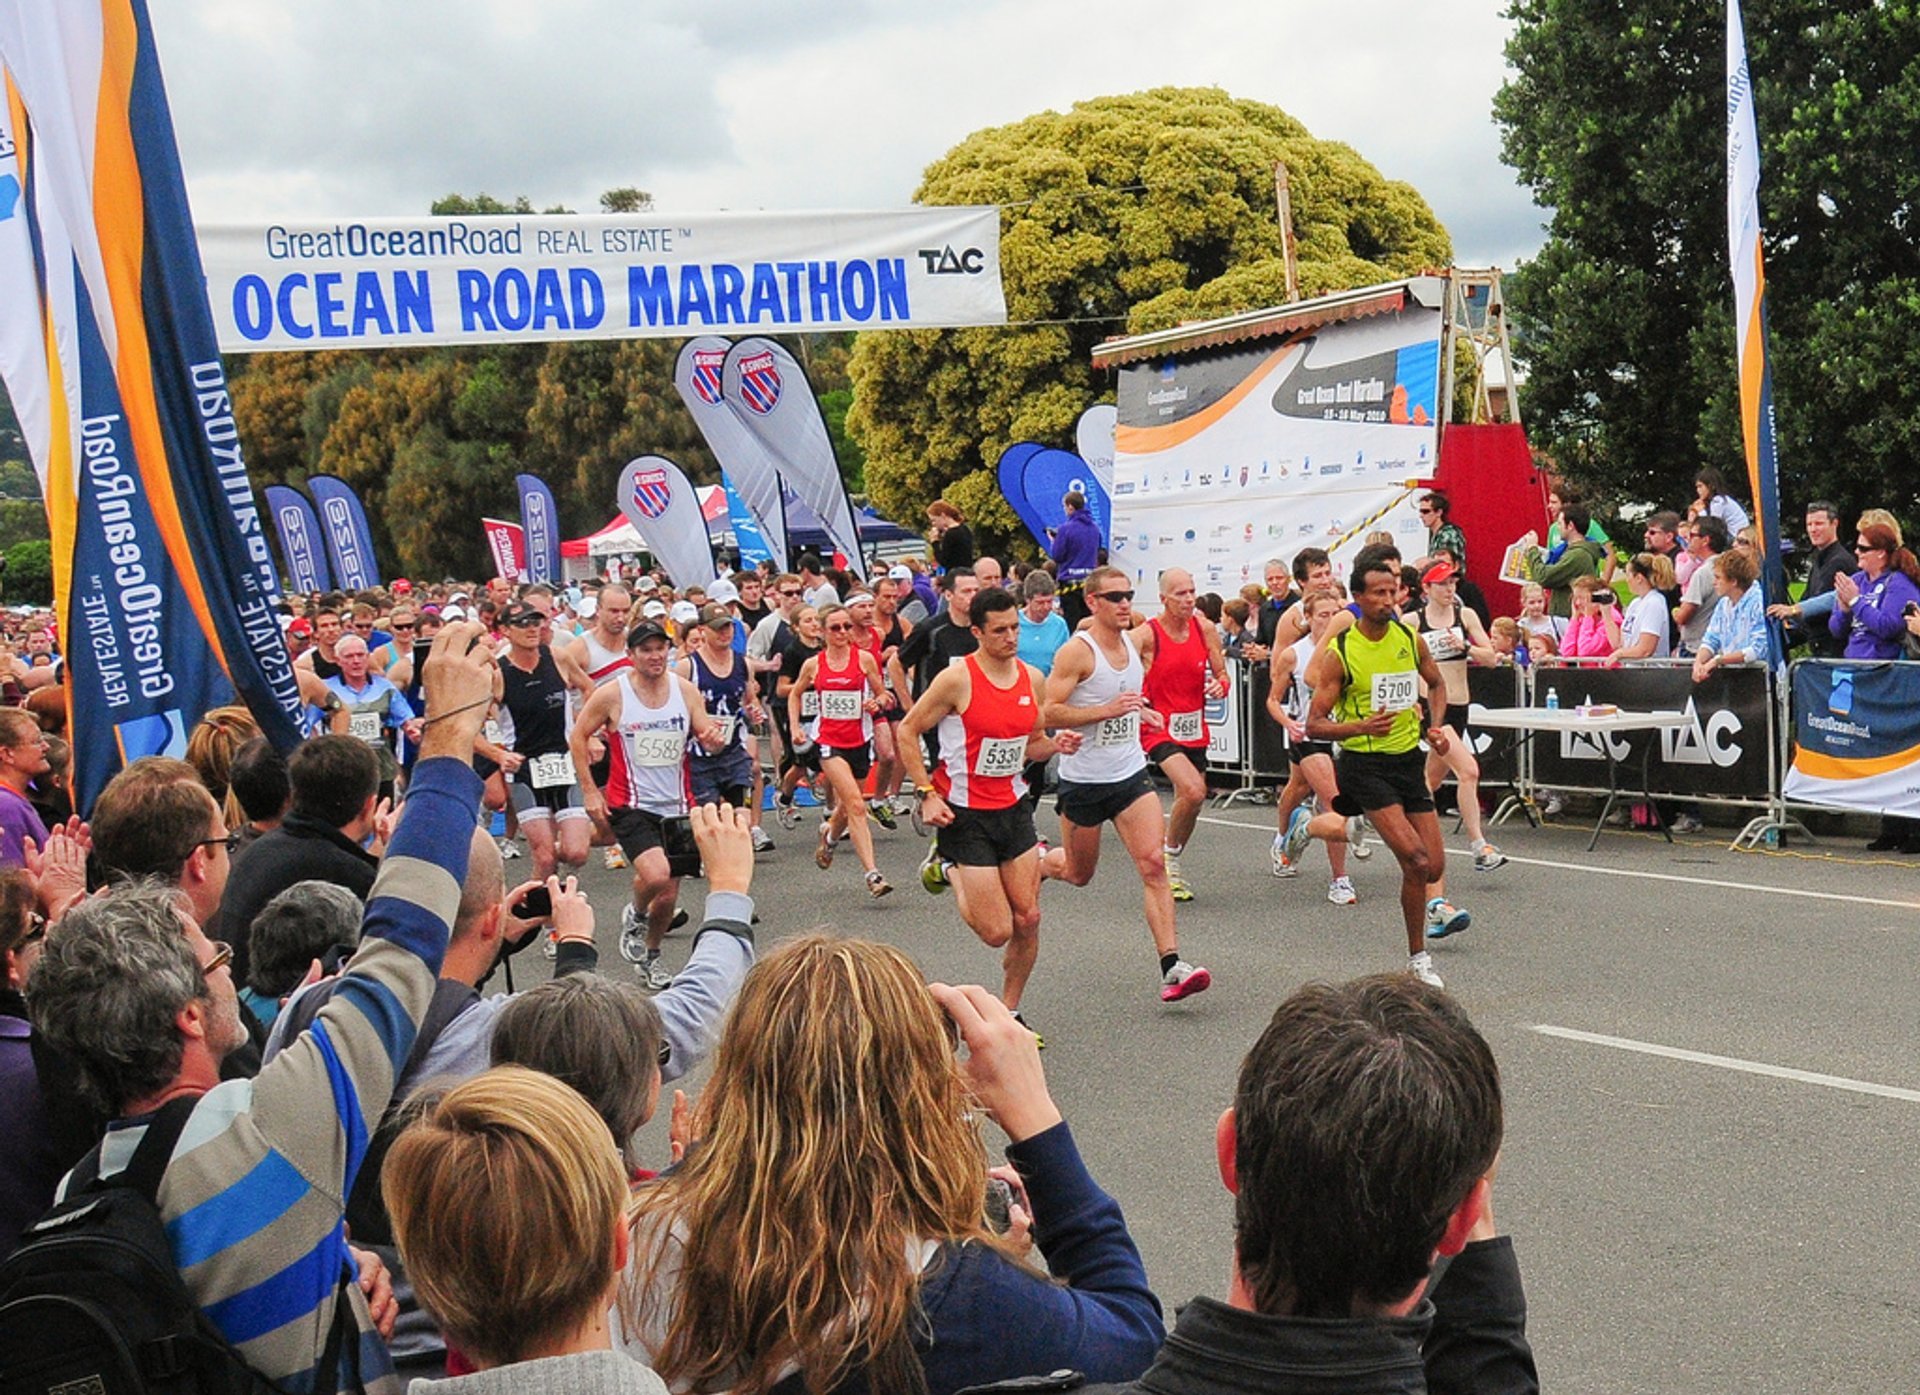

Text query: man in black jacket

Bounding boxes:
[214,735,382,987]
[1090,975,1536,1395]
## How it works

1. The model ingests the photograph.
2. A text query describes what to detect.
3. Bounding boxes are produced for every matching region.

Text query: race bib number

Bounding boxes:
[628,730,687,767]
[1423,629,1467,662]
[974,735,1028,779]
[1371,669,1420,714]
[800,692,819,719]
[820,690,863,722]
[528,752,575,789]
[1094,711,1140,746]
[348,711,382,745]
[709,715,737,747]
[1167,709,1204,744]
[482,719,505,745]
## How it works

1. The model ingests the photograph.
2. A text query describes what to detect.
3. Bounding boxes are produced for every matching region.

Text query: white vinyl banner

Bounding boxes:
[198,207,1006,352]
[1108,306,1443,615]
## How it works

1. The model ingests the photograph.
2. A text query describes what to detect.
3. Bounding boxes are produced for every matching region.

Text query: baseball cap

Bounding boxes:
[501,605,544,626]
[706,577,740,606]
[576,595,598,619]
[642,600,668,619]
[287,617,313,638]
[887,564,913,582]
[700,604,735,632]
[441,605,468,623]
[633,576,659,593]
[670,600,700,626]
[391,578,413,595]
[626,619,669,648]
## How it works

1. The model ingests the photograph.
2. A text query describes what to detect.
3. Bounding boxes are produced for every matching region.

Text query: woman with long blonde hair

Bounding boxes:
[619,936,1161,1395]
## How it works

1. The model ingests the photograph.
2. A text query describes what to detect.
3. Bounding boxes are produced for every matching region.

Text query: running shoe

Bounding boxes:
[498,836,521,860]
[751,825,775,854]
[776,795,801,830]
[668,907,689,933]
[1164,850,1193,902]
[865,868,893,898]
[1473,842,1508,873]
[1408,951,1444,988]
[1160,960,1212,1002]
[869,799,899,831]
[1672,812,1704,833]
[1281,806,1313,866]
[891,794,917,816]
[1542,793,1565,819]
[603,844,628,870]
[618,903,646,965]
[640,950,674,991]
[1010,1009,1045,1050]
[1326,875,1357,905]
[919,843,950,894]
[541,927,558,959]
[1347,816,1372,859]
[809,775,829,806]
[1270,835,1299,878]
[1425,896,1472,941]
[815,820,835,870]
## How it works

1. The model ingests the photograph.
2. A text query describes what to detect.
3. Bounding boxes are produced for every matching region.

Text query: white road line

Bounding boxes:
[1529,1025,1920,1104]
[1194,813,1920,912]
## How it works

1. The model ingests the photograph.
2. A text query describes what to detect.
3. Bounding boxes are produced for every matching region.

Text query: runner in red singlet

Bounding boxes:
[787,603,892,897]
[1134,567,1229,902]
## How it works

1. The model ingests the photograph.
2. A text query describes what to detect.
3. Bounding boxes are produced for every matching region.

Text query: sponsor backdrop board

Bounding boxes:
[1784,660,1920,816]
[200,209,1006,351]
[1108,307,1443,615]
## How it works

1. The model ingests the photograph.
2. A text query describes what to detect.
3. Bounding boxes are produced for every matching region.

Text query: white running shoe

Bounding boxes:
[1270,836,1299,879]
[1159,959,1212,1002]
[540,927,558,959]
[640,950,673,991]
[498,836,521,860]
[1408,951,1443,988]
[603,844,628,870]
[815,820,835,870]
[1473,842,1508,872]
[751,825,775,854]
[1347,816,1372,859]
[1281,807,1313,865]
[1164,849,1193,902]
[1326,876,1357,905]
[618,903,647,965]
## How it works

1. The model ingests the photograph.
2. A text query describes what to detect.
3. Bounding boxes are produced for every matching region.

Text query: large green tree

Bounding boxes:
[847,86,1452,554]
[1498,2,1920,526]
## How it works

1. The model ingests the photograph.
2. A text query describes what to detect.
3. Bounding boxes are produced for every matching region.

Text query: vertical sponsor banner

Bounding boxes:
[1727,0,1788,624]
[0,0,303,764]
[66,266,235,808]
[481,516,527,582]
[1785,661,1920,815]
[307,474,382,589]
[515,471,562,584]
[720,472,774,568]
[674,335,790,569]
[994,441,1046,546]
[264,484,333,594]
[1075,403,1117,498]
[1020,447,1111,546]
[722,337,864,573]
[617,455,717,588]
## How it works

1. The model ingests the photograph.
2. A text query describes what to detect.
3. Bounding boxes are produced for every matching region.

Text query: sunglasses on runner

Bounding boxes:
[1093,589,1134,603]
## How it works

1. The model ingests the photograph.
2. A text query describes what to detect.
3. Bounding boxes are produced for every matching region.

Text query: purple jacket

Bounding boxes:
[1050,508,1102,583]
[1828,568,1920,659]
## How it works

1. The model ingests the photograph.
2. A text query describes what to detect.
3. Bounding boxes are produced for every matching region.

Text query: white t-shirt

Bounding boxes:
[804,580,840,611]
[1679,561,1720,650]
[1620,590,1671,658]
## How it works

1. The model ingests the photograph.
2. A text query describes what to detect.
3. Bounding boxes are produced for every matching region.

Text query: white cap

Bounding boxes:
[706,577,740,605]
[642,600,668,619]
[887,564,913,582]
[441,605,467,622]
[671,600,700,625]
[633,576,659,592]
[576,596,598,619]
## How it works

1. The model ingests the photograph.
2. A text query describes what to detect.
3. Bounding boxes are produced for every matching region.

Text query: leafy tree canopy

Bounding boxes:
[1498,2,1920,529]
[848,86,1452,555]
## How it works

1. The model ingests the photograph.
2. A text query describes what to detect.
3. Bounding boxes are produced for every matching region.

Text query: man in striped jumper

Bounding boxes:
[27,620,499,1394]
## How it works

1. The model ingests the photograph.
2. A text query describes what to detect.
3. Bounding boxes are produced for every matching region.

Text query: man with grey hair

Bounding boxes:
[325,633,422,800]
[23,620,499,1395]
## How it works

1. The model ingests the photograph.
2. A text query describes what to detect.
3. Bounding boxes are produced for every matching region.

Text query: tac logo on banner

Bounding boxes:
[690,347,726,406]
[632,468,674,519]
[736,351,782,415]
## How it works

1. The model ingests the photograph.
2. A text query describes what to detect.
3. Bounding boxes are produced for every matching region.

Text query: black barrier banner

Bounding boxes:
[1461,665,1524,786]
[1529,664,1772,799]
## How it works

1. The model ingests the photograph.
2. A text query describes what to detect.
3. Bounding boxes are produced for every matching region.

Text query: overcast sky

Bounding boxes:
[153,0,1547,270]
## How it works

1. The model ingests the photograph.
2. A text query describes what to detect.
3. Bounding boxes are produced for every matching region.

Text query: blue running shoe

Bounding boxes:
[1425,896,1471,940]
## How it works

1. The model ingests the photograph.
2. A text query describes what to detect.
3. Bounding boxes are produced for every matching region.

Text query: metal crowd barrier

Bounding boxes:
[1197,651,1807,849]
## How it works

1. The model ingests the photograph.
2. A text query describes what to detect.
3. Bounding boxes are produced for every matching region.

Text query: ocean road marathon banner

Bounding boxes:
[197,207,1006,352]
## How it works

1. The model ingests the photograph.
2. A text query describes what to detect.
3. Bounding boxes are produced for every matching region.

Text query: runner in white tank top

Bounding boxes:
[571,619,724,989]
[1036,567,1210,1004]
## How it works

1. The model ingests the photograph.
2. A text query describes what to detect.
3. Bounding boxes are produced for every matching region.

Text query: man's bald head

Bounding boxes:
[453,825,505,941]
[1159,567,1195,597]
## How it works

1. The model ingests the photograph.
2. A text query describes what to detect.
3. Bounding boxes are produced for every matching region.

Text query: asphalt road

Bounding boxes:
[505,793,1920,1395]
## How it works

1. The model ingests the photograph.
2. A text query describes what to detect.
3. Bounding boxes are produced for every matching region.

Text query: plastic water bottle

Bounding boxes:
[1544,686,1560,711]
